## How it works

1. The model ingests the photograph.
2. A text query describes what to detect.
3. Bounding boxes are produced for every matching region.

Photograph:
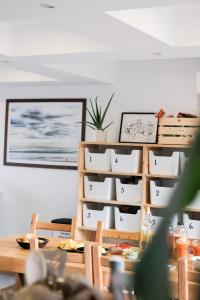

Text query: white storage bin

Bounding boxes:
[116,177,142,204]
[150,179,178,206]
[187,191,200,209]
[84,176,115,201]
[149,150,179,176]
[85,148,110,171]
[150,209,177,233]
[111,149,141,173]
[150,208,165,233]
[180,151,189,173]
[114,206,141,231]
[183,212,200,239]
[83,203,113,229]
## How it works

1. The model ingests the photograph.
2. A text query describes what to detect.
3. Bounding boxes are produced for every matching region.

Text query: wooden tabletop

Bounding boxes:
[0,235,87,274]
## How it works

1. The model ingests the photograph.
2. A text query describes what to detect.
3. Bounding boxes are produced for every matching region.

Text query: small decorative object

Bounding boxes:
[85,93,114,141]
[155,108,166,118]
[4,99,86,169]
[119,112,158,144]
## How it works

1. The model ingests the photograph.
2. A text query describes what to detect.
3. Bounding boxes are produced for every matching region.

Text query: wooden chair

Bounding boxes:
[95,220,140,244]
[92,243,137,292]
[30,213,77,239]
[30,213,93,284]
[170,256,200,300]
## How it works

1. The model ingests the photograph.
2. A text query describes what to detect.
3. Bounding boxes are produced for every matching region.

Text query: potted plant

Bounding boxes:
[86,93,115,141]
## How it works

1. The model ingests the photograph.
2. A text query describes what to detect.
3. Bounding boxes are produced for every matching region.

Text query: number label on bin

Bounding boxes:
[154,159,157,166]
[115,158,119,164]
[121,187,125,194]
[87,213,91,219]
[155,190,159,196]
[152,219,156,226]
[89,184,93,191]
[189,223,194,230]
[120,216,124,222]
[89,156,92,163]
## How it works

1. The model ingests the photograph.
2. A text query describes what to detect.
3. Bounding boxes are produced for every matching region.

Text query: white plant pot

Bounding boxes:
[93,130,107,142]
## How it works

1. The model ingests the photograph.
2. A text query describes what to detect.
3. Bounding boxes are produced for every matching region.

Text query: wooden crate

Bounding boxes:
[157,117,200,145]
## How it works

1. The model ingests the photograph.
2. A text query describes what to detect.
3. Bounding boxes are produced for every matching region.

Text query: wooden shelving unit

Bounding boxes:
[75,141,196,241]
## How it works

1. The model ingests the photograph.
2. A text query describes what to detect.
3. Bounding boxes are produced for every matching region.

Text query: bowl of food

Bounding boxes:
[16,235,49,249]
[125,248,139,260]
[109,243,132,255]
[191,256,200,271]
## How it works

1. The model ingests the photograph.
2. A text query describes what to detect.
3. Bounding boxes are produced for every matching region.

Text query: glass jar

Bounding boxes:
[172,213,187,259]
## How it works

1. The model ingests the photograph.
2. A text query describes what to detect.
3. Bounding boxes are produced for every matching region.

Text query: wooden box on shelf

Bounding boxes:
[157,117,200,145]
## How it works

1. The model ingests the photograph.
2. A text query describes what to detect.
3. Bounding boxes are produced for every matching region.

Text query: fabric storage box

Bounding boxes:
[183,212,200,239]
[187,191,200,209]
[116,177,142,204]
[85,148,110,171]
[150,179,178,206]
[83,203,113,229]
[114,206,141,231]
[84,176,115,201]
[111,149,141,173]
[149,150,179,176]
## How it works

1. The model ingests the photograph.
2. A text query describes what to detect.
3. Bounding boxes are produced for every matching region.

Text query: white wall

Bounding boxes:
[0,58,199,236]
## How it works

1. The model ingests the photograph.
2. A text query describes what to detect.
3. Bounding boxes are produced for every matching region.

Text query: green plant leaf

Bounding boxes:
[102,122,113,131]
[86,108,97,126]
[89,98,97,121]
[134,131,200,300]
[101,93,115,125]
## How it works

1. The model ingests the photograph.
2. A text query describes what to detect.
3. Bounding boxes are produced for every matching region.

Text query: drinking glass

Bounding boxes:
[192,240,200,256]
[43,249,67,290]
[176,238,189,258]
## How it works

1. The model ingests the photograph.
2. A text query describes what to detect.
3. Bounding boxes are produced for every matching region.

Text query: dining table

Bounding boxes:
[0,235,93,283]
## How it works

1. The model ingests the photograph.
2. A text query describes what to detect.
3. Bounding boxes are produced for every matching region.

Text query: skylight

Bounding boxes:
[107,3,200,47]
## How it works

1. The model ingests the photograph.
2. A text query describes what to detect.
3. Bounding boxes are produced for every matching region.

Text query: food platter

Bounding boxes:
[57,239,84,252]
[57,239,108,254]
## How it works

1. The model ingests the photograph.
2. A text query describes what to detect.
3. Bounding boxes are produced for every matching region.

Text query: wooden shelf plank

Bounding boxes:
[145,174,179,179]
[79,169,143,176]
[146,203,167,209]
[80,141,190,148]
[80,197,142,207]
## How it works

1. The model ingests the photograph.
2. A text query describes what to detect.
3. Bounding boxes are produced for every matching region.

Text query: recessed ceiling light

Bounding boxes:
[152,52,163,56]
[40,2,55,9]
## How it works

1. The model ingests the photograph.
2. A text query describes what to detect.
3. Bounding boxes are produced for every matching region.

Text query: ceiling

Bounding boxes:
[0,0,200,86]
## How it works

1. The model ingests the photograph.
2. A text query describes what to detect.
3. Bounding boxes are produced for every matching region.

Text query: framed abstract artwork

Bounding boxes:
[119,112,158,143]
[4,99,86,169]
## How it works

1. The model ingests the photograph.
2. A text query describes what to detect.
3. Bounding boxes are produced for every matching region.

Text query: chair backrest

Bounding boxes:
[92,243,136,291]
[95,220,140,244]
[30,213,76,239]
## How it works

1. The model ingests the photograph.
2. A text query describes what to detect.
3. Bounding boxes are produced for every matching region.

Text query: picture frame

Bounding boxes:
[4,99,86,169]
[119,112,158,144]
